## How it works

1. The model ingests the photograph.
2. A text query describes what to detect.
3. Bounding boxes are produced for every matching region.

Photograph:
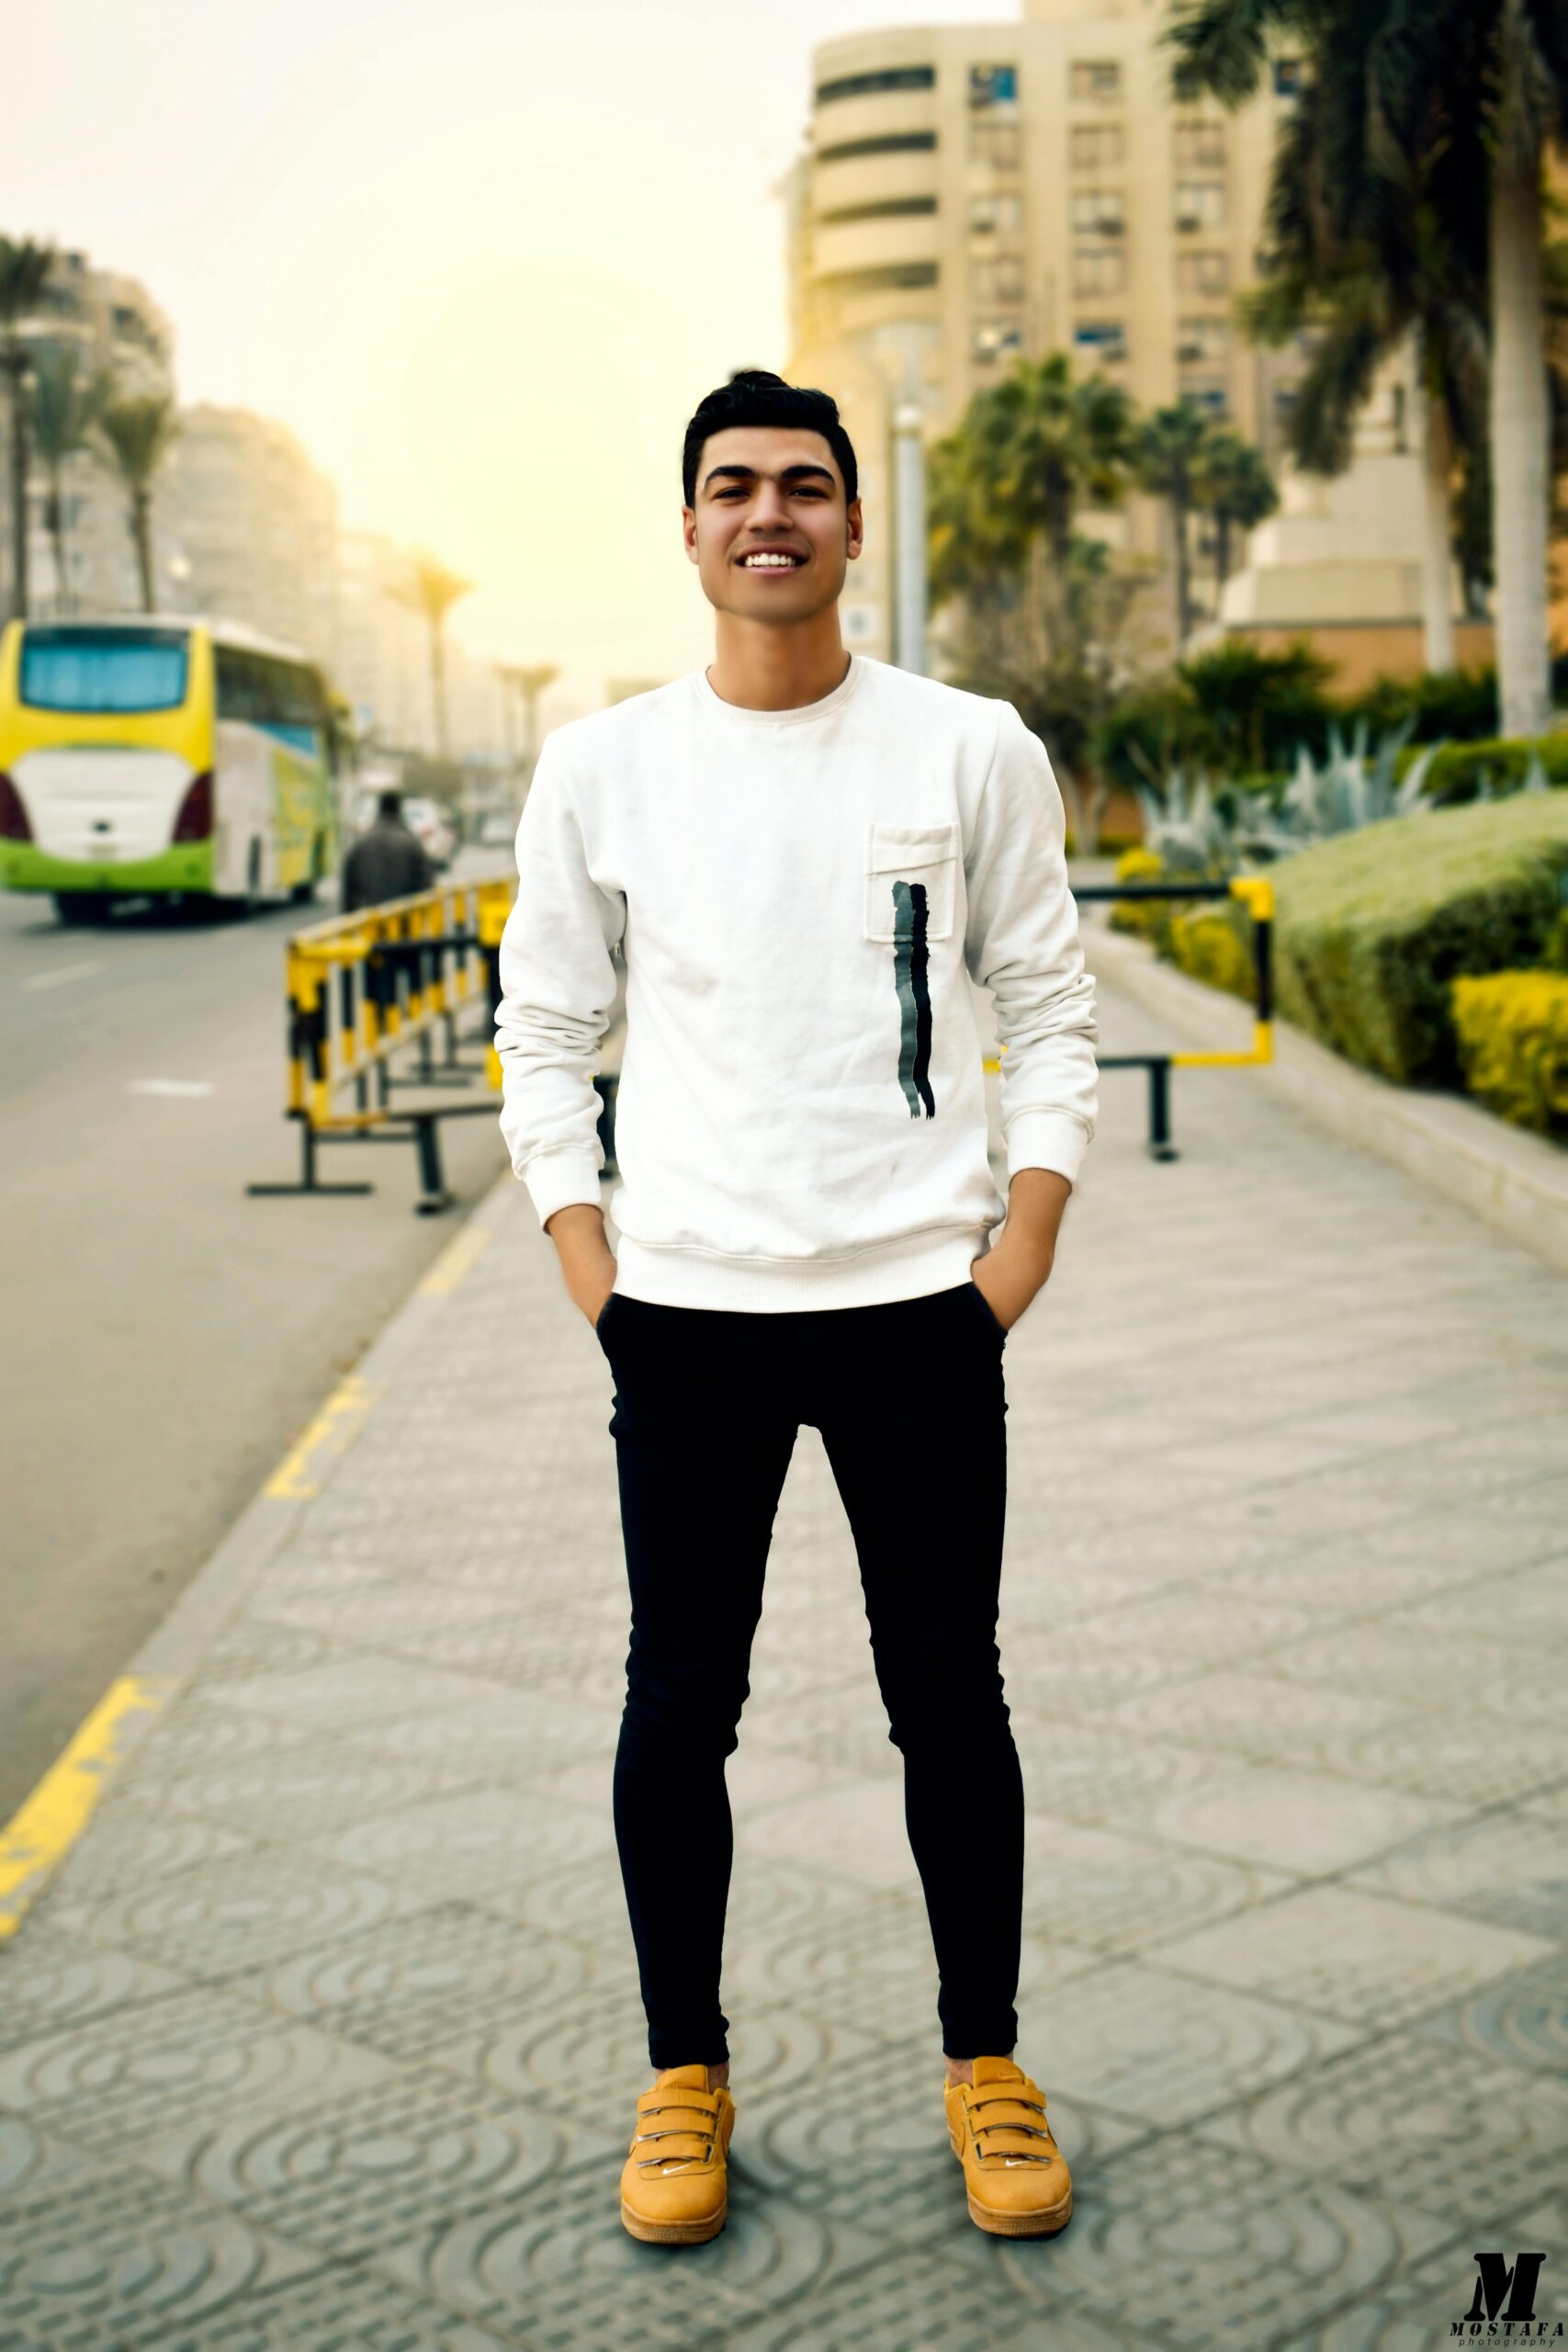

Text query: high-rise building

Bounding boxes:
[161,405,340,665]
[0,246,175,620]
[786,0,1444,671]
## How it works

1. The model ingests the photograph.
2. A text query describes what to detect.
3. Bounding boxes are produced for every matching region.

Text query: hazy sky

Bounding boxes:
[6,0,1014,703]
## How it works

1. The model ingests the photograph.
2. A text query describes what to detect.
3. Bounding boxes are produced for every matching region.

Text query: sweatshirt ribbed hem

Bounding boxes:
[1005,1107,1092,1188]
[610,1222,991,1312]
[522,1148,605,1230]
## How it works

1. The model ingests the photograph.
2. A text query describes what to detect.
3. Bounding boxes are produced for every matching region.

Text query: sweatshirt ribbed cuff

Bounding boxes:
[1005,1108,1092,1189]
[522,1148,604,1230]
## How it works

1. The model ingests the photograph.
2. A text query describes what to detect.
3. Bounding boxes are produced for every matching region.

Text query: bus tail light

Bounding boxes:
[0,773,31,841]
[172,771,214,842]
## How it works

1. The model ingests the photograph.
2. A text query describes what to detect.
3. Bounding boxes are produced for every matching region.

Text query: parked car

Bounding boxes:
[475,808,520,851]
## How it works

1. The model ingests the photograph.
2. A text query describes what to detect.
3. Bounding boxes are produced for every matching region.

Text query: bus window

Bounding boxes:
[21,627,189,713]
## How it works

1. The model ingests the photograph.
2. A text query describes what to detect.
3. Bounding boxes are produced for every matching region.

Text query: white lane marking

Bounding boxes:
[127,1080,217,1099]
[20,961,103,994]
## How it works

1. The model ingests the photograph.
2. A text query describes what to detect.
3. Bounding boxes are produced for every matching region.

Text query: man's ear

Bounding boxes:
[682,504,700,565]
[846,496,864,560]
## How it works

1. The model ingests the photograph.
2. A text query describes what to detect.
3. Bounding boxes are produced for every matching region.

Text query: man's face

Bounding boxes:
[682,425,863,622]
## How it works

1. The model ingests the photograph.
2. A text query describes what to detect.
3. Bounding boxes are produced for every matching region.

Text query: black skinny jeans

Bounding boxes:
[595,1276,1024,2071]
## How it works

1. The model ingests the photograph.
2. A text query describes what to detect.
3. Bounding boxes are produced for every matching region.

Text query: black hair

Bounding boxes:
[682,368,858,507]
[377,787,402,820]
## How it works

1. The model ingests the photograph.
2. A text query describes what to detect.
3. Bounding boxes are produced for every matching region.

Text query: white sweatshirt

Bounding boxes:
[495,653,1098,1311]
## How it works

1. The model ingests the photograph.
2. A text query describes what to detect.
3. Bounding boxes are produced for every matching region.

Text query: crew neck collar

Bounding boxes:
[691,651,863,728]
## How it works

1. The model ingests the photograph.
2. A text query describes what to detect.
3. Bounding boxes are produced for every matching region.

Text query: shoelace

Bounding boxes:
[965,2086,1058,2165]
[633,2095,718,2174]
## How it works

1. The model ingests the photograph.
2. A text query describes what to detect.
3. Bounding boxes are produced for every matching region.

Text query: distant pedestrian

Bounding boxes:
[495,369,1097,2251]
[340,788,436,913]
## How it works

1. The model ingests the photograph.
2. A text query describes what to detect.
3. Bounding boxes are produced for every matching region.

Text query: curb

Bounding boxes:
[1086,916,1568,1273]
[0,1163,524,1940]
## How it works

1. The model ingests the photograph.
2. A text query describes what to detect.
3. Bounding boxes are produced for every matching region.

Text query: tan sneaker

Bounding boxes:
[944,2055,1073,2238]
[619,2064,735,2245]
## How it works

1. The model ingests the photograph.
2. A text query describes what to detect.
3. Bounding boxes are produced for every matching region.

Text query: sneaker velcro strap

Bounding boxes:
[637,2088,719,2121]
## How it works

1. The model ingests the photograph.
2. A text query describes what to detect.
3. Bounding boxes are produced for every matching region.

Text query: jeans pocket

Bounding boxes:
[966,1277,1008,1341]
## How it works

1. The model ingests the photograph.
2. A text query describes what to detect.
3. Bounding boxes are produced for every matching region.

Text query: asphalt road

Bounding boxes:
[0,865,519,1823]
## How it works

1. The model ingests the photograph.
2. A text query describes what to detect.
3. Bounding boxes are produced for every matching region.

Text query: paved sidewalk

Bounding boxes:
[3,967,1566,2351]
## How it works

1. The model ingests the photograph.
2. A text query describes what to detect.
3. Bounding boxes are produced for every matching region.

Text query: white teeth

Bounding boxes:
[742,553,799,568]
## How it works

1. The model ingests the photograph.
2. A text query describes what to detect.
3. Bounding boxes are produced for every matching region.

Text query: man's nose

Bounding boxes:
[746,481,790,529]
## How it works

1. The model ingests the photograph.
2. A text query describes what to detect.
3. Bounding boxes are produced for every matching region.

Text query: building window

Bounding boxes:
[973,318,1025,365]
[1181,380,1230,415]
[1071,60,1122,102]
[970,119,1021,168]
[1274,56,1303,96]
[1175,179,1226,231]
[1177,250,1229,295]
[1174,120,1226,170]
[1071,188,1125,236]
[1177,315,1230,366]
[969,192,1024,237]
[1075,320,1127,365]
[969,63,1018,108]
[825,260,941,292]
[1070,124,1124,170]
[972,254,1025,305]
[1074,246,1126,296]
[817,65,936,105]
[817,130,938,163]
[817,196,939,226]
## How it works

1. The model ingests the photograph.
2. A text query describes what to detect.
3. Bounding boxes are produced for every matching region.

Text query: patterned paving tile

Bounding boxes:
[0,1923,188,2053]
[1019,1815,1294,1954]
[1198,2022,1568,2224]
[1144,1766,1461,1877]
[1023,2132,1453,2350]
[1346,1807,1568,1939]
[1414,1948,1568,2076]
[308,1783,617,1901]
[48,1841,442,1980]
[0,1981,394,2153]
[1025,1958,1361,2130]
[1155,1885,1557,2032]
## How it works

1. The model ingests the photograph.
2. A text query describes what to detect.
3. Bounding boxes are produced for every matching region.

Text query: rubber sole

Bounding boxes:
[619,2196,727,2245]
[965,2182,1073,2237]
[949,2130,1073,2237]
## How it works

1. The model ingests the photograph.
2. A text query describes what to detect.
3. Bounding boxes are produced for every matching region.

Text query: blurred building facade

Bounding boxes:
[160,404,340,666]
[784,0,1448,673]
[1,247,175,620]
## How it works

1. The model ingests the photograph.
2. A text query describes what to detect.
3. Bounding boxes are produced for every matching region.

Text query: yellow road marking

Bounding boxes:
[419,1222,492,1296]
[0,1677,176,1939]
[264,1374,379,1499]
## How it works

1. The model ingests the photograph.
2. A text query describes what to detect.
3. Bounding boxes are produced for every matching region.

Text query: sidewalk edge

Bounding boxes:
[1087,919,1568,1273]
[0,1165,525,1939]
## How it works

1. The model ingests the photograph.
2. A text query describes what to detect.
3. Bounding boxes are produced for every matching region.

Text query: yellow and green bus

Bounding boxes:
[0,616,343,922]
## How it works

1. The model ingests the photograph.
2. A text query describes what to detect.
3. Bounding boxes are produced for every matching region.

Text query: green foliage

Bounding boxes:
[1353,665,1504,743]
[1168,903,1256,1002]
[1450,972,1568,1132]
[1269,794,1568,1085]
[1398,736,1568,800]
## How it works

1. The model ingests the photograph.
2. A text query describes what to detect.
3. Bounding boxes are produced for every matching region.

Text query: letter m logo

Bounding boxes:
[1465,2250,1547,2325]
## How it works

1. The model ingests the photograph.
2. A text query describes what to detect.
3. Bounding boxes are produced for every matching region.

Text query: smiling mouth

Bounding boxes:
[738,551,807,571]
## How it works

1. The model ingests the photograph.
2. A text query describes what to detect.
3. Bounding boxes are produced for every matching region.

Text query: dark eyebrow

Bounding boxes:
[701,461,837,492]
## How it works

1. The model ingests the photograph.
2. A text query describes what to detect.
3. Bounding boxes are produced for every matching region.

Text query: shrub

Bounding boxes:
[1450,973,1568,1133]
[1270,795,1568,1085]
[1168,902,1255,1002]
[1396,735,1568,802]
[1109,846,1172,944]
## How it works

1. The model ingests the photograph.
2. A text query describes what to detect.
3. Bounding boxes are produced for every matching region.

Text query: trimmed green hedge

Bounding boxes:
[1269,796,1568,1085]
[1394,735,1568,800]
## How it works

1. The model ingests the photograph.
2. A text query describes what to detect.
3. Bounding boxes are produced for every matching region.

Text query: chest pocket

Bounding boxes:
[863,820,960,944]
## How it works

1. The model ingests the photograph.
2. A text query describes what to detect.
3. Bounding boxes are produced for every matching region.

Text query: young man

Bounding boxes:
[495,369,1097,2247]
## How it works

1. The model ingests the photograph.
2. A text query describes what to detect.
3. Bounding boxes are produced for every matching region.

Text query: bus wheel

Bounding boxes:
[53,891,112,925]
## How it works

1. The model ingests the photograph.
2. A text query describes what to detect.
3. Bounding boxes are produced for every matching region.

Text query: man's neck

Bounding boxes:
[705,610,851,713]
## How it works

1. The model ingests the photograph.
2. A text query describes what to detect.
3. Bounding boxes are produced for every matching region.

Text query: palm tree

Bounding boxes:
[1194,426,1279,605]
[1135,400,1214,646]
[29,345,112,615]
[394,553,472,757]
[498,662,558,781]
[1166,0,1568,734]
[95,393,178,612]
[0,236,56,622]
